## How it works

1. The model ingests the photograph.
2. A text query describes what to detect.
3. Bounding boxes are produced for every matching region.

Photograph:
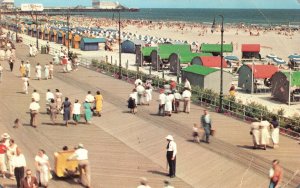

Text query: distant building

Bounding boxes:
[92,0,122,9]
[0,0,14,9]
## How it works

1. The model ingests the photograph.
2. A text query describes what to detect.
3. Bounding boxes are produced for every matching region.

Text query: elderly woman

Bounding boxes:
[35,149,51,188]
[250,122,260,149]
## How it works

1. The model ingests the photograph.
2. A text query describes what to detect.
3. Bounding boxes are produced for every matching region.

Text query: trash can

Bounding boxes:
[41,46,46,54]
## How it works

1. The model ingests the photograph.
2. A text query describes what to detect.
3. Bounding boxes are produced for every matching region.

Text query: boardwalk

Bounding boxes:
[0,42,299,187]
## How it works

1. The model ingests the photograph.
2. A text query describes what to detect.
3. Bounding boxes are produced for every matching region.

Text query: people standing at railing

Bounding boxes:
[270,116,280,149]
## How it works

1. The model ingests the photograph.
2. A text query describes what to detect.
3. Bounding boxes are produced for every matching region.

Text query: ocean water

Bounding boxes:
[84,8,300,26]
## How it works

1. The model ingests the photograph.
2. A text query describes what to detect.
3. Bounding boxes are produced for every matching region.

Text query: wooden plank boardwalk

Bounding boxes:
[0,42,299,187]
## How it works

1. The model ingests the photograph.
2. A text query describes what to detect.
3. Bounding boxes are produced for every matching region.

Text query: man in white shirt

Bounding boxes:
[136,83,145,105]
[25,61,31,78]
[12,147,26,188]
[165,135,177,178]
[29,98,40,128]
[85,91,95,103]
[173,90,181,113]
[182,88,192,113]
[158,90,166,116]
[68,143,90,188]
[46,89,54,103]
[31,90,40,103]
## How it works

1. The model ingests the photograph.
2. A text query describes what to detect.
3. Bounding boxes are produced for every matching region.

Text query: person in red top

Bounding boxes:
[170,79,177,92]
[269,159,283,188]
[0,139,8,178]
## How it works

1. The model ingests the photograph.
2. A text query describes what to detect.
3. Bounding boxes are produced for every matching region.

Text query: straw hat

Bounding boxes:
[165,135,174,141]
[78,143,84,148]
[1,133,10,139]
[140,177,148,184]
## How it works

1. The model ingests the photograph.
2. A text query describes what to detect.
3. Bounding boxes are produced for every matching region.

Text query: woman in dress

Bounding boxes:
[35,63,42,80]
[49,99,57,125]
[83,101,92,124]
[44,63,49,80]
[7,139,17,179]
[144,86,152,105]
[270,116,280,148]
[35,149,51,188]
[19,61,26,77]
[72,99,81,125]
[55,89,63,111]
[164,92,173,116]
[61,97,71,126]
[260,117,271,150]
[94,91,103,117]
[22,76,29,94]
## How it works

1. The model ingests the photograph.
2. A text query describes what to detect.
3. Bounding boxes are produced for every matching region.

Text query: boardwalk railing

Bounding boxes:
[20,35,300,140]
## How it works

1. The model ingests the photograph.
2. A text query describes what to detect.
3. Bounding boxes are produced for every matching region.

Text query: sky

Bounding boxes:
[14,0,300,9]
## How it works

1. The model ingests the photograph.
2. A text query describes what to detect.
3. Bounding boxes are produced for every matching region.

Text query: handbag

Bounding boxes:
[60,108,64,114]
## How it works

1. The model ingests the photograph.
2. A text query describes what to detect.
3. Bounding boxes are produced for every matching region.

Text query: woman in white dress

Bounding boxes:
[250,122,261,149]
[164,92,173,116]
[144,87,152,105]
[22,76,29,94]
[35,149,51,188]
[44,64,49,80]
[260,117,271,150]
[270,116,280,148]
[6,139,17,179]
[35,63,42,80]
[55,89,63,111]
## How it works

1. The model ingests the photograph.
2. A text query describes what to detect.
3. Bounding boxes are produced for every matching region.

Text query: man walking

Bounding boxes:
[182,88,191,113]
[269,159,283,188]
[165,135,177,178]
[201,110,211,143]
[20,169,38,188]
[29,98,40,128]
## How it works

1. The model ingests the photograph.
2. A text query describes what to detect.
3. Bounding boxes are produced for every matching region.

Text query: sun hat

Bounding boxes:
[1,133,10,139]
[165,135,174,141]
[78,143,84,148]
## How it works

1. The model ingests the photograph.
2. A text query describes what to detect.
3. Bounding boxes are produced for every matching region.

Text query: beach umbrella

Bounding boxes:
[272,57,286,65]
[267,54,277,59]
[225,56,239,61]
[288,54,300,59]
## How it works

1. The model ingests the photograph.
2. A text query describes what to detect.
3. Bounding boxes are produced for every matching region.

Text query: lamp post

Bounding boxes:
[211,15,224,113]
[15,10,19,42]
[67,9,70,58]
[118,11,122,79]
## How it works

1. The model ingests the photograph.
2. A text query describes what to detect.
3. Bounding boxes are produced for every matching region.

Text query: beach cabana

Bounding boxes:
[72,34,81,49]
[237,64,278,93]
[182,65,232,94]
[80,38,106,51]
[56,31,65,44]
[50,29,57,42]
[200,43,233,56]
[150,44,191,71]
[64,32,73,48]
[271,71,300,104]
[121,39,145,54]
[241,44,261,59]
[169,52,212,74]
[191,56,227,68]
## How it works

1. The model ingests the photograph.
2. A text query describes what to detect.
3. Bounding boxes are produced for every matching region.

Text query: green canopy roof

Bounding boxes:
[158,44,191,59]
[179,52,212,64]
[283,71,300,87]
[142,47,157,56]
[201,43,233,53]
[81,38,106,43]
[182,65,218,76]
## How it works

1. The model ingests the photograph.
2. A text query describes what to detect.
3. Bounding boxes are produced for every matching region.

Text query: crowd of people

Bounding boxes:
[250,116,280,150]
[28,89,104,127]
[0,133,51,188]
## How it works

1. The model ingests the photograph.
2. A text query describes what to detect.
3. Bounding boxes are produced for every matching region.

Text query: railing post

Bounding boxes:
[243,105,246,120]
